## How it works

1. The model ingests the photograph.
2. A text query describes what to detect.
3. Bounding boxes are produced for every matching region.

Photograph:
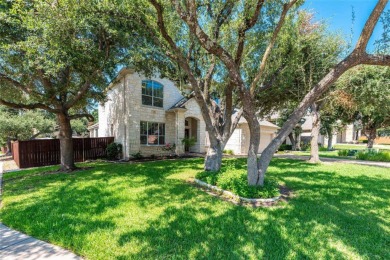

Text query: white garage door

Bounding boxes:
[258,133,272,153]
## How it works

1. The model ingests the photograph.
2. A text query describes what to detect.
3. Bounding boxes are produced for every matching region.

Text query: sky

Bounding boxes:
[301,0,389,52]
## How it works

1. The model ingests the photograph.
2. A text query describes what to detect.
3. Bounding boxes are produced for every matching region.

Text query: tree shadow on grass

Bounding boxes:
[2,158,389,259]
[115,159,390,259]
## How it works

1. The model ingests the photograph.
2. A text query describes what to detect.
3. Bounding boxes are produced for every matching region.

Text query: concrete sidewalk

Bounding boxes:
[0,163,81,259]
[0,224,81,260]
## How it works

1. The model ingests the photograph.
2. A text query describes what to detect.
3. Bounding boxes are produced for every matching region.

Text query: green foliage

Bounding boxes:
[0,106,55,146]
[356,150,390,162]
[337,149,358,157]
[319,146,328,152]
[0,0,141,123]
[336,66,390,135]
[106,143,122,160]
[196,163,280,199]
[300,142,310,151]
[223,149,234,155]
[181,137,196,148]
[278,144,292,151]
[70,118,89,136]
[337,150,348,156]
[258,11,345,115]
[131,151,143,159]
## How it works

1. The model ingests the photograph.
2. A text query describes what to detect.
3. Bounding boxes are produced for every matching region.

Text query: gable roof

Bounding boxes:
[169,97,189,110]
[231,110,280,129]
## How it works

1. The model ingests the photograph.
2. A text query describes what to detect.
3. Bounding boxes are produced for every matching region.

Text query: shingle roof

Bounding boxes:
[169,97,189,109]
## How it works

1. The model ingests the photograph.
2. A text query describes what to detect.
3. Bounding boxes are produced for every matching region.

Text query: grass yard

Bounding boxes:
[290,150,344,159]
[1,158,389,259]
[333,144,390,151]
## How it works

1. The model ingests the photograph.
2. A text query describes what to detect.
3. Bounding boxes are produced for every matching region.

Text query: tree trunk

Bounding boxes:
[309,103,321,163]
[327,127,333,151]
[288,132,296,150]
[295,132,301,151]
[366,128,377,149]
[57,113,76,171]
[204,141,224,171]
[246,115,262,186]
[6,137,12,156]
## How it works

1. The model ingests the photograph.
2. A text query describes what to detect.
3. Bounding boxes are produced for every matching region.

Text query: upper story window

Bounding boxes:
[142,80,163,108]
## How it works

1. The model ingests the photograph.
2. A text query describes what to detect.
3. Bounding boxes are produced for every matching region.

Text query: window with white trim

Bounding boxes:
[142,80,163,107]
[140,121,165,145]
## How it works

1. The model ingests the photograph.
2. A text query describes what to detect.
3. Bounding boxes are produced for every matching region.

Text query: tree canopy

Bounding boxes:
[0,0,138,170]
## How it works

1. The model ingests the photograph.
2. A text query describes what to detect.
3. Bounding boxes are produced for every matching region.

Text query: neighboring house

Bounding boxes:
[88,123,99,138]
[286,115,360,146]
[97,68,279,158]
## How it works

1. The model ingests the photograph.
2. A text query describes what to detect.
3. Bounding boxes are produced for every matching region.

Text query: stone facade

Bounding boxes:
[99,69,205,158]
[99,69,280,157]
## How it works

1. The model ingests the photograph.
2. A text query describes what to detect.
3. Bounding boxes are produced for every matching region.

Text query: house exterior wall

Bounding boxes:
[100,72,186,158]
[183,98,206,153]
[224,123,278,155]
[99,70,278,157]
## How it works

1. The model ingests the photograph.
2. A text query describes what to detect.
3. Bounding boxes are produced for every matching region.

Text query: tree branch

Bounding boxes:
[68,113,94,121]
[235,0,265,64]
[362,53,390,66]
[0,73,37,96]
[0,98,59,113]
[355,0,389,52]
[171,0,244,87]
[250,0,298,95]
[65,70,100,109]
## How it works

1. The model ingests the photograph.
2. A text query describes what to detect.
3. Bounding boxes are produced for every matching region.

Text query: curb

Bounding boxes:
[194,179,280,203]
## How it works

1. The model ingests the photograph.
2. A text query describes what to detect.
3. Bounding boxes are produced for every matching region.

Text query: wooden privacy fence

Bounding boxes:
[12,137,114,168]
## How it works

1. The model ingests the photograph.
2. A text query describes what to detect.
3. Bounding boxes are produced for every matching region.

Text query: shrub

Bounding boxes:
[131,151,143,159]
[278,144,292,151]
[196,164,280,199]
[347,150,358,156]
[356,149,390,162]
[319,146,328,152]
[196,171,219,186]
[362,140,368,144]
[300,142,310,151]
[338,149,348,156]
[106,143,122,160]
[181,137,196,148]
[223,149,234,155]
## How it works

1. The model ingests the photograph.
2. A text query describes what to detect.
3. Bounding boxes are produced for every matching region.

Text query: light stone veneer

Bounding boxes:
[99,69,206,158]
[98,68,279,158]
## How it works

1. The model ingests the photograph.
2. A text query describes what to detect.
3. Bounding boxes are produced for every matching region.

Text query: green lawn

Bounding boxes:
[333,144,390,151]
[1,158,389,259]
[290,150,344,159]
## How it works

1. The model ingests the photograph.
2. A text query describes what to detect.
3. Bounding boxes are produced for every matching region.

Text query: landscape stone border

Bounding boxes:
[194,179,280,204]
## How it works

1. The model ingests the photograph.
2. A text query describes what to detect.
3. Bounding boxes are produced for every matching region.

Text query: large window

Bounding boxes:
[142,80,163,107]
[140,121,165,145]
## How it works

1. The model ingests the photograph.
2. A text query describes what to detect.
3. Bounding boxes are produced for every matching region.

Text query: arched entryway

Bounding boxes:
[184,117,200,152]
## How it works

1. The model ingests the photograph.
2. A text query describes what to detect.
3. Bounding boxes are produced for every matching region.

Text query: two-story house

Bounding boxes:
[97,68,279,158]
